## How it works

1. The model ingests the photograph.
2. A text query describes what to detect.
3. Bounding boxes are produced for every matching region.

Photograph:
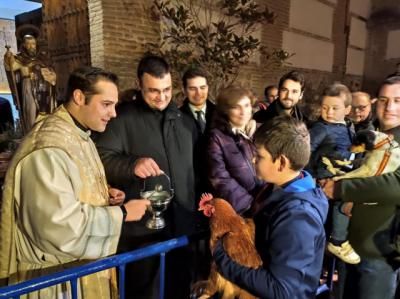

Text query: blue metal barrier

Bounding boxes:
[0,236,189,299]
[316,256,336,296]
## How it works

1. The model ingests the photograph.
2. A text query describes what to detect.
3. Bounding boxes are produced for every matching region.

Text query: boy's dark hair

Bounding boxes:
[65,66,118,104]
[182,67,208,89]
[254,115,310,171]
[137,55,170,82]
[278,71,305,92]
[264,85,277,97]
[320,82,352,106]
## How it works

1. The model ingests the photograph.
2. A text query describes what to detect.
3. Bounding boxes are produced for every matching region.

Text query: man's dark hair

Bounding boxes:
[278,70,306,92]
[321,82,352,106]
[254,115,310,171]
[264,85,277,97]
[379,75,400,95]
[137,55,170,82]
[182,67,208,89]
[65,66,118,104]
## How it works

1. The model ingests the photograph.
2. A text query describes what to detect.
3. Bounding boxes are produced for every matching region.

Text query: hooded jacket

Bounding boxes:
[214,171,329,299]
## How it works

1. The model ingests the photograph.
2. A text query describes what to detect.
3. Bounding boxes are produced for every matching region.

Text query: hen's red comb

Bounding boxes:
[198,193,213,210]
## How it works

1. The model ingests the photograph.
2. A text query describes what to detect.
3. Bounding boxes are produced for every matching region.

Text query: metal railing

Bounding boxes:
[0,236,189,299]
[316,256,336,296]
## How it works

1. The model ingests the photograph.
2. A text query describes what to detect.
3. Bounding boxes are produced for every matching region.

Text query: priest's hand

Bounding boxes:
[124,199,151,221]
[109,187,125,205]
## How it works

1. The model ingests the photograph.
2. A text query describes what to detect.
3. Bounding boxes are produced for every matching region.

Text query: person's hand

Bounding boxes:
[342,202,354,217]
[124,199,151,221]
[318,178,336,199]
[41,68,56,85]
[3,49,15,70]
[108,187,125,206]
[133,157,163,178]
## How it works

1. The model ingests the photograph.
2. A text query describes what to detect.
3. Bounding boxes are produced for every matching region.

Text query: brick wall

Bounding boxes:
[40,0,397,104]
[88,0,160,91]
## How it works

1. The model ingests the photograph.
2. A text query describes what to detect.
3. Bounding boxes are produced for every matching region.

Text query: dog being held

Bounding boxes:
[191,193,262,299]
[322,130,400,181]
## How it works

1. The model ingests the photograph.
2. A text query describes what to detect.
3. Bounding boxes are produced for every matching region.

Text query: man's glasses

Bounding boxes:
[351,104,369,112]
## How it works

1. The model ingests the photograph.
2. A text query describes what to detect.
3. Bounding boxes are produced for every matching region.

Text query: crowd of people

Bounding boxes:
[0,53,400,299]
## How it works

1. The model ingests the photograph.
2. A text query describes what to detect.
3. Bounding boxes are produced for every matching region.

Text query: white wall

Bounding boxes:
[349,17,367,49]
[289,0,334,39]
[283,31,334,72]
[346,48,365,75]
[386,30,400,59]
[349,0,371,18]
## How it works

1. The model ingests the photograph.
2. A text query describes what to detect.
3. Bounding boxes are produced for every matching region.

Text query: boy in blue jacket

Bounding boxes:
[213,116,329,299]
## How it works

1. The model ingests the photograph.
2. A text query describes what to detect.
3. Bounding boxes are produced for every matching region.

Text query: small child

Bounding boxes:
[307,83,360,264]
[212,116,328,298]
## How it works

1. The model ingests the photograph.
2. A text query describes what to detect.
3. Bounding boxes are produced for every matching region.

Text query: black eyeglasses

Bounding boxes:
[351,104,369,112]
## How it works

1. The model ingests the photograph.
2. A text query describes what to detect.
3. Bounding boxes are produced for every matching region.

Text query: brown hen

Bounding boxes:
[194,193,263,299]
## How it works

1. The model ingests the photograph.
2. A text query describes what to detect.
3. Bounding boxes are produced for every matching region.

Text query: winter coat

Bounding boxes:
[180,98,216,136]
[94,98,198,239]
[207,126,264,214]
[339,125,400,260]
[354,113,376,132]
[214,171,329,299]
[253,99,307,125]
[307,119,355,179]
[180,99,216,195]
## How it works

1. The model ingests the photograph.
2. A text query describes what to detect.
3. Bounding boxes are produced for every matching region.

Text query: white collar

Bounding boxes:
[188,102,207,118]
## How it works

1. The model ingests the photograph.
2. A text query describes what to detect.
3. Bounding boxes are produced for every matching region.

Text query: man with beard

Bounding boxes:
[4,34,57,134]
[253,71,307,124]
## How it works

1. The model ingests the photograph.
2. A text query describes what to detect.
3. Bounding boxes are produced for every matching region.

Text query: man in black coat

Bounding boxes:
[253,70,307,124]
[95,55,198,299]
[180,67,215,196]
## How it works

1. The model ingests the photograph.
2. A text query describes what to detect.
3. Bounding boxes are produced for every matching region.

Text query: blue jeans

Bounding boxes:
[331,201,349,241]
[340,258,400,299]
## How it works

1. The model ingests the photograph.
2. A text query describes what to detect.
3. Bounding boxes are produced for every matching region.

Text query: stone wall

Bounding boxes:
[0,19,17,93]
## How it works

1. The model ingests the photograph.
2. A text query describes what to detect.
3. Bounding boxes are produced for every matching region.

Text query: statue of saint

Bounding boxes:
[3,30,57,134]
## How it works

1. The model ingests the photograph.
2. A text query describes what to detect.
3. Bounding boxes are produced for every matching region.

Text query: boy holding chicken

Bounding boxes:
[213,115,328,298]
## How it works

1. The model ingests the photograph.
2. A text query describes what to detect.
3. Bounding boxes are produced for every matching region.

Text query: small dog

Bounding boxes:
[322,130,400,181]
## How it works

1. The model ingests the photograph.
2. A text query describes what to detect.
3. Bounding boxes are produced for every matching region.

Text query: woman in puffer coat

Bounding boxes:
[207,86,265,215]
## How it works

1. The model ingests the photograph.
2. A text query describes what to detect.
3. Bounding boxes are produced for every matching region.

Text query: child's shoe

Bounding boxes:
[327,241,361,264]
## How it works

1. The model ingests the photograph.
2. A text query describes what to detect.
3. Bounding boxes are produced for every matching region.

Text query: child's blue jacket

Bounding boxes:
[214,171,329,299]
